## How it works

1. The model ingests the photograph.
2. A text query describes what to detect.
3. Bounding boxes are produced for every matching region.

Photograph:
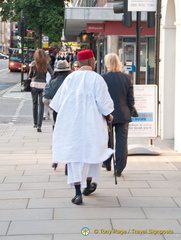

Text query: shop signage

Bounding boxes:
[128,85,157,138]
[43,36,49,48]
[86,23,105,33]
[128,0,157,12]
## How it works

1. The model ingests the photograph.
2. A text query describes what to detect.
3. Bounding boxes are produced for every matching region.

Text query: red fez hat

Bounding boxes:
[77,49,94,60]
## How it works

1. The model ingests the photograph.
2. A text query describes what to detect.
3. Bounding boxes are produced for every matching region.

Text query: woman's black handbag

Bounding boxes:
[21,78,31,92]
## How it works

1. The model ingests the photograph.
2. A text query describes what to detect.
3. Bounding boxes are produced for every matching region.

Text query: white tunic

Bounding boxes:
[50,69,114,165]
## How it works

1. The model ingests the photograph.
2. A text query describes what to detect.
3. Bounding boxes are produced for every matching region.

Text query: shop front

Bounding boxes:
[87,21,155,85]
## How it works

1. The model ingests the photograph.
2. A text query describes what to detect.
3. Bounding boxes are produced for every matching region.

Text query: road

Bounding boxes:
[0,60,52,127]
[0,59,33,125]
[0,59,21,92]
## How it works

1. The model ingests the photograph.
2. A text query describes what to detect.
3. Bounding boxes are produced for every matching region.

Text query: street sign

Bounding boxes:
[128,0,156,12]
[43,36,49,48]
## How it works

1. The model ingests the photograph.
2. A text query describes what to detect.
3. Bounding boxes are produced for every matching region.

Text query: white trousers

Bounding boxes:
[67,162,101,188]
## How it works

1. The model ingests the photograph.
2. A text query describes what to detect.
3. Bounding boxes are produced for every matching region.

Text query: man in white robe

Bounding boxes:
[50,49,114,205]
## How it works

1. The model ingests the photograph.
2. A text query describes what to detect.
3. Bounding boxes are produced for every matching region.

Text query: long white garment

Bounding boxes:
[50,69,114,165]
[67,162,101,188]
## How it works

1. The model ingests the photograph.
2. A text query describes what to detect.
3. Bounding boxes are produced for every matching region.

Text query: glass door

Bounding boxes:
[122,43,136,84]
[122,42,147,84]
[140,44,147,84]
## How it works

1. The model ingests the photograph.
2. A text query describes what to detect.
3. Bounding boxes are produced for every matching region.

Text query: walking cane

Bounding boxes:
[108,122,117,185]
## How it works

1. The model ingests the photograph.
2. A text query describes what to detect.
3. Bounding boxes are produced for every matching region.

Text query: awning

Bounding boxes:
[64,7,148,41]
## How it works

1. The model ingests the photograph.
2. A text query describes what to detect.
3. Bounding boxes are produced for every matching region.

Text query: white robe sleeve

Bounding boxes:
[95,75,114,116]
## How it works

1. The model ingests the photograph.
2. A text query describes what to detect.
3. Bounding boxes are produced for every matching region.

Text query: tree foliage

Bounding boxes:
[0,0,65,47]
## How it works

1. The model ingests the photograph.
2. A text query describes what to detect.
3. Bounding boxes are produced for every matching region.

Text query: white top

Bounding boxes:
[50,69,114,164]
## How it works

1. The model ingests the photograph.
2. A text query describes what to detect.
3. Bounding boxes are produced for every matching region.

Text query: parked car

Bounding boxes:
[0,53,9,59]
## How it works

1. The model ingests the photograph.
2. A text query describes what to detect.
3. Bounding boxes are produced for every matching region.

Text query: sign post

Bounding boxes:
[128,0,156,12]
[128,0,156,84]
[129,85,157,138]
[18,11,27,90]
[136,11,141,84]
[128,85,162,155]
[43,36,49,49]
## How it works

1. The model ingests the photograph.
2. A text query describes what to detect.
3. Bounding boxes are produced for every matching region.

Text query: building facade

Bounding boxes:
[64,0,155,83]
[159,0,181,152]
[64,0,181,152]
[0,18,12,53]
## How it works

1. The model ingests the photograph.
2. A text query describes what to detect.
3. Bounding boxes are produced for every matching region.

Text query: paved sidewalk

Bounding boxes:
[0,85,181,239]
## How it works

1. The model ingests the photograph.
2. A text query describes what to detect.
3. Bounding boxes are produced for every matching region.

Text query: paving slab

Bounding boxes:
[0,222,10,235]
[0,199,28,209]
[148,171,181,180]
[98,180,150,188]
[54,233,165,240]
[0,160,37,165]
[118,196,177,207]
[4,175,49,183]
[0,183,20,191]
[0,209,52,221]
[28,196,120,208]
[0,236,53,240]
[173,197,181,207]
[20,182,68,190]
[148,180,181,188]
[125,162,178,171]
[164,234,181,240]
[7,219,112,235]
[130,188,181,197]
[24,169,57,176]
[54,207,145,219]
[0,190,44,199]
[123,173,165,180]
[0,177,4,183]
[172,162,181,169]
[0,170,23,176]
[111,219,181,234]
[143,207,181,219]
[0,113,181,239]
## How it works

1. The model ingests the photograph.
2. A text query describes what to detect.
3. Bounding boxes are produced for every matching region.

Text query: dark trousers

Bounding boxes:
[104,123,129,172]
[31,87,44,128]
[52,111,57,130]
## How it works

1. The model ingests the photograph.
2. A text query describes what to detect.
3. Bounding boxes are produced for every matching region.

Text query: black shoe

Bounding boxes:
[33,124,37,128]
[37,128,42,132]
[102,163,111,171]
[115,171,122,177]
[71,195,83,205]
[65,164,68,175]
[83,182,97,196]
[52,163,58,170]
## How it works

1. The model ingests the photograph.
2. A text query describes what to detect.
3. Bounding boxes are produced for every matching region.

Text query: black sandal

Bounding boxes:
[83,182,97,196]
[52,163,58,170]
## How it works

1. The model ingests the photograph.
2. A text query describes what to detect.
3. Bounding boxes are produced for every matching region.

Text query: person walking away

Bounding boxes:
[64,52,70,63]
[61,60,80,173]
[50,49,114,205]
[72,50,78,63]
[49,52,56,70]
[43,71,51,120]
[28,49,53,132]
[42,60,71,170]
[102,53,135,177]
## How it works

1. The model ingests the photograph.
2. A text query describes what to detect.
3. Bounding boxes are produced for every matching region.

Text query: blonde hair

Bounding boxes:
[72,61,80,71]
[34,49,50,72]
[104,53,122,72]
